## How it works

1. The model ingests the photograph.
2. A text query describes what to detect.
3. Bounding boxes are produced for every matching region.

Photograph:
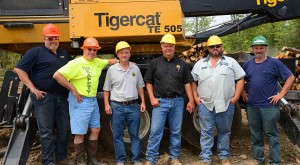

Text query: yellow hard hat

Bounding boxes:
[115,41,131,54]
[81,37,101,49]
[207,35,222,46]
[160,34,176,45]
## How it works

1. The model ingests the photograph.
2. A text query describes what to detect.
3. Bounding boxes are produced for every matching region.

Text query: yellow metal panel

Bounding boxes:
[69,0,184,41]
[0,23,71,44]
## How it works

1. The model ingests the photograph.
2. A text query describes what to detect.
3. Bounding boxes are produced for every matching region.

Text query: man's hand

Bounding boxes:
[71,90,83,103]
[150,98,160,107]
[241,91,248,102]
[230,96,239,105]
[194,96,201,106]
[269,93,284,105]
[140,102,146,112]
[31,88,47,100]
[105,104,112,114]
[186,101,195,114]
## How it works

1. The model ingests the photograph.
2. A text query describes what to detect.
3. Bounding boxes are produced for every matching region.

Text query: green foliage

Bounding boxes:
[222,19,300,53]
[0,50,21,71]
[185,16,215,35]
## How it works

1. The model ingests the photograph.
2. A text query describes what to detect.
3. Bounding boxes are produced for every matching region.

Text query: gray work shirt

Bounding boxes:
[103,62,145,102]
[191,55,245,113]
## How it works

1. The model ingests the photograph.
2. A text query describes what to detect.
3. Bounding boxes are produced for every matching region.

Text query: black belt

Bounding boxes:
[112,100,138,105]
[159,95,181,99]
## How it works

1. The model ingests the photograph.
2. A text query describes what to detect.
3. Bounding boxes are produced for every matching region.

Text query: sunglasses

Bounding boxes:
[208,44,221,49]
[87,48,98,52]
[45,37,59,41]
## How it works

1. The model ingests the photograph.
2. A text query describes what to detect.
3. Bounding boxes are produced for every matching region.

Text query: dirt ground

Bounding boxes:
[0,110,300,165]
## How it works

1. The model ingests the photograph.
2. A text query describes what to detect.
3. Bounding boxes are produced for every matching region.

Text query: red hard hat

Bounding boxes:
[81,37,101,49]
[42,24,61,37]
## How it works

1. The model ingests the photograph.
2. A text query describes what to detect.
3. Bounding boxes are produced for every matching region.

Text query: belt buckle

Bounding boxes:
[123,101,129,105]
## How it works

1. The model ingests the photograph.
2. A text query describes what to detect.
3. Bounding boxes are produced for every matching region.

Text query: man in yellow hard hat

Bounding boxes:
[53,37,119,165]
[14,23,72,165]
[144,34,195,165]
[191,35,246,165]
[103,41,146,165]
[242,36,295,165]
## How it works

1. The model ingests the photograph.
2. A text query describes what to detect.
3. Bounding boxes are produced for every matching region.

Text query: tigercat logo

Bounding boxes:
[256,0,284,7]
[94,12,161,31]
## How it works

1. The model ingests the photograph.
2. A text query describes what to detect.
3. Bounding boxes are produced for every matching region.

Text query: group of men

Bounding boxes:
[14,23,294,165]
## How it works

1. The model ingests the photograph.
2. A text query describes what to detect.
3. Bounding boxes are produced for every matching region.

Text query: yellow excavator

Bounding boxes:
[0,0,300,164]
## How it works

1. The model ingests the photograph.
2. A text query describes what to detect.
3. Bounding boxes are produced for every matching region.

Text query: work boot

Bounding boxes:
[196,161,211,165]
[220,159,231,165]
[56,159,75,165]
[170,159,182,165]
[144,161,152,165]
[74,143,87,165]
[87,140,107,165]
[133,162,143,165]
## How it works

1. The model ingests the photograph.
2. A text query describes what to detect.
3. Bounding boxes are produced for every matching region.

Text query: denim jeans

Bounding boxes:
[146,97,184,164]
[246,106,280,164]
[111,102,141,163]
[198,103,235,163]
[31,93,70,165]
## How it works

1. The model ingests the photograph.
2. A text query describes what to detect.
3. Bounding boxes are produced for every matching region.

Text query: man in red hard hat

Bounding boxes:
[15,23,72,165]
[53,37,119,165]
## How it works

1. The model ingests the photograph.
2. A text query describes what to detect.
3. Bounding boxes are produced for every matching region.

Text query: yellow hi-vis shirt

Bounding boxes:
[58,56,108,97]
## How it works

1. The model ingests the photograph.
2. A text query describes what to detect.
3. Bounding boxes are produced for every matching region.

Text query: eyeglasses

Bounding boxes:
[87,48,98,52]
[208,44,221,49]
[45,37,59,41]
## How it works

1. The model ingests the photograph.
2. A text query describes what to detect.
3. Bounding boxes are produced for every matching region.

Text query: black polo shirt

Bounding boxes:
[16,45,71,97]
[144,56,193,97]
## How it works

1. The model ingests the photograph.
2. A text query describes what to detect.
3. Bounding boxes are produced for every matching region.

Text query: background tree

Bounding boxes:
[185,16,215,35]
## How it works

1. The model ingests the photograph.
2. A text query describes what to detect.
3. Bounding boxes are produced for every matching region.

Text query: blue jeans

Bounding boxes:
[146,97,184,164]
[31,93,70,165]
[198,103,235,163]
[111,102,141,163]
[246,106,280,164]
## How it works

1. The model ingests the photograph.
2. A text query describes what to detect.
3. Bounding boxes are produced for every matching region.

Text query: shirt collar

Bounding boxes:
[204,54,225,62]
[116,62,133,71]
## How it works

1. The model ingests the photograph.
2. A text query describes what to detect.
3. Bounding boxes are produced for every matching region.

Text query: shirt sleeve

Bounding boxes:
[97,59,109,70]
[58,60,79,81]
[275,59,293,81]
[183,62,193,84]
[15,48,37,73]
[232,59,246,80]
[144,60,155,83]
[191,62,200,82]
[103,67,112,91]
[136,67,145,88]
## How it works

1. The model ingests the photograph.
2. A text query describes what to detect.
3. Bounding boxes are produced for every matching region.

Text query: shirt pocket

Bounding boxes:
[219,65,228,75]
[263,70,275,83]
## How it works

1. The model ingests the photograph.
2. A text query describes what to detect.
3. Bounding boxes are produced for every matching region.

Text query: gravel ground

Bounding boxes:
[0,110,300,165]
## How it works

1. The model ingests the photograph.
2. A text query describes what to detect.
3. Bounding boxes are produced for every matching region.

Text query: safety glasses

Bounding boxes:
[45,37,59,41]
[208,44,221,49]
[87,48,98,52]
